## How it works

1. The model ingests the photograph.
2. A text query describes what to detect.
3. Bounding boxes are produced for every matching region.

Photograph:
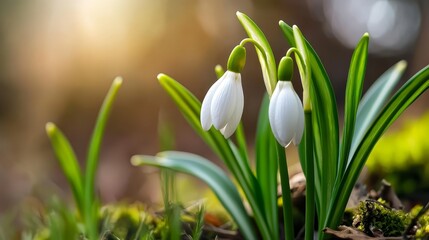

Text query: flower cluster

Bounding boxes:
[200,45,304,148]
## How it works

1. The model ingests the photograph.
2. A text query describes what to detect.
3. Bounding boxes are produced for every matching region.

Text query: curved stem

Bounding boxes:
[286,47,311,110]
[286,48,307,71]
[240,38,267,60]
[277,143,295,240]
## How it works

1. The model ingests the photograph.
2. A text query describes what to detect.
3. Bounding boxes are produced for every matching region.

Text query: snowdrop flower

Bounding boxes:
[200,45,246,138]
[269,57,304,147]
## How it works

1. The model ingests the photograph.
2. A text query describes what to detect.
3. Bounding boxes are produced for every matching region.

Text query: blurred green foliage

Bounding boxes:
[0,196,224,240]
[366,111,429,195]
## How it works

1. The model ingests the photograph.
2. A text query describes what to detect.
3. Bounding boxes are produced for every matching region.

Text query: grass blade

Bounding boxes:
[191,204,205,240]
[236,11,277,95]
[45,123,84,213]
[350,61,407,159]
[338,33,369,178]
[131,152,258,240]
[84,77,123,239]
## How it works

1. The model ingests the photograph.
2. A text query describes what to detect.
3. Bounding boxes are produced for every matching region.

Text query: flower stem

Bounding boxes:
[277,143,295,240]
[285,47,306,70]
[304,111,315,240]
[239,38,267,60]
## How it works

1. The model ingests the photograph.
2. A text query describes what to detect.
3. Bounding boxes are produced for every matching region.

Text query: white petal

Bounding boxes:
[211,71,239,130]
[292,91,305,145]
[220,75,244,138]
[200,76,223,130]
[269,81,299,147]
[269,83,283,144]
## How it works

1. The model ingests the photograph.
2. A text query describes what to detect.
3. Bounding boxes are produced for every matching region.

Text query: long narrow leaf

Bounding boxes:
[236,11,277,95]
[235,123,249,167]
[350,60,407,159]
[157,74,272,239]
[84,77,123,239]
[279,21,339,224]
[45,123,83,212]
[338,34,369,178]
[292,26,311,110]
[255,94,278,238]
[327,65,429,230]
[228,140,264,212]
[131,152,258,240]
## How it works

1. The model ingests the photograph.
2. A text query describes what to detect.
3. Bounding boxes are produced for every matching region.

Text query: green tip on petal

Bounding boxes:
[227,45,246,73]
[278,56,294,81]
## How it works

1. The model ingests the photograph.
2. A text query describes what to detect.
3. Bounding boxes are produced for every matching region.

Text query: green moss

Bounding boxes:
[353,199,411,237]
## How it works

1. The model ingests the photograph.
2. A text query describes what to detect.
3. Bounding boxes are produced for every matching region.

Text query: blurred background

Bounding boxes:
[0,0,428,214]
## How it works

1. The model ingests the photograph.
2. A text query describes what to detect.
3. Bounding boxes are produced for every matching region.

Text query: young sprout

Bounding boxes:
[200,45,246,138]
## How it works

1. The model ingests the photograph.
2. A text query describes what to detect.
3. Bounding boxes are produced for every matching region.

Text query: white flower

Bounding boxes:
[200,70,244,138]
[269,81,304,147]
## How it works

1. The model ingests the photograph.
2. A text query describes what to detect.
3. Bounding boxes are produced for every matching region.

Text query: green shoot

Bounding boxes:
[46,77,123,239]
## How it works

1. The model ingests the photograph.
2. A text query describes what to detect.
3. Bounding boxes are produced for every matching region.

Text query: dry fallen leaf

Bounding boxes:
[323,226,404,240]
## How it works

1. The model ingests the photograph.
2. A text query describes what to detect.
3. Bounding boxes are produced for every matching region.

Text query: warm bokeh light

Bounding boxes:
[0,0,428,216]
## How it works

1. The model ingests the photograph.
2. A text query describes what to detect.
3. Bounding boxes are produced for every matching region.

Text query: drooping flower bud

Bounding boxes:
[200,45,246,138]
[278,56,294,81]
[227,45,246,73]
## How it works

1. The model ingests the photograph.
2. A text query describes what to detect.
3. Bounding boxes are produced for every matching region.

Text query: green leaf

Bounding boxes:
[255,94,278,239]
[235,123,249,167]
[157,74,272,239]
[131,152,258,240]
[303,112,315,240]
[350,60,407,159]
[279,21,339,224]
[292,26,311,110]
[157,73,251,187]
[236,11,277,95]
[45,123,84,213]
[327,64,429,230]
[84,77,123,239]
[338,33,369,177]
